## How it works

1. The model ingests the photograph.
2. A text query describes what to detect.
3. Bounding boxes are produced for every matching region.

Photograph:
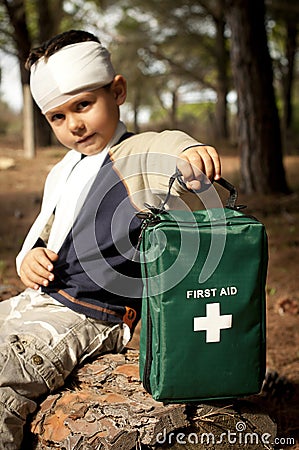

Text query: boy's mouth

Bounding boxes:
[76,133,96,144]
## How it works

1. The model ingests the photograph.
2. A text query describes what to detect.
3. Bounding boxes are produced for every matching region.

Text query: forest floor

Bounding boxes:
[0,143,298,449]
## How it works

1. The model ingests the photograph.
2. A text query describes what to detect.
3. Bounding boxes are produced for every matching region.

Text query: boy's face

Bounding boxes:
[45,75,126,156]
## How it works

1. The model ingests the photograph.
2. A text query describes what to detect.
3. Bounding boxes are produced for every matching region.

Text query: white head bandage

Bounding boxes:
[30,41,115,114]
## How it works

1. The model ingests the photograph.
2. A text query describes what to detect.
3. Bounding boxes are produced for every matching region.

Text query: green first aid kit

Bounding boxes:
[139,174,268,403]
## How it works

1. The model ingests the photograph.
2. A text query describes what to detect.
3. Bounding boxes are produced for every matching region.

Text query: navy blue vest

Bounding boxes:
[43,133,142,328]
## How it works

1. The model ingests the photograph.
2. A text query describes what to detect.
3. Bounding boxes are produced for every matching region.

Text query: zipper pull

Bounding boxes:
[136,211,153,220]
[143,202,166,215]
[132,217,151,262]
[134,205,164,262]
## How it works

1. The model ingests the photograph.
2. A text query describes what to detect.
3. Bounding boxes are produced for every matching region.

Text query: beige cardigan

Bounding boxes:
[16,129,203,274]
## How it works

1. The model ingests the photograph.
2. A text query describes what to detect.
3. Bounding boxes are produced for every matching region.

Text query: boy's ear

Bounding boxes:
[112,75,127,105]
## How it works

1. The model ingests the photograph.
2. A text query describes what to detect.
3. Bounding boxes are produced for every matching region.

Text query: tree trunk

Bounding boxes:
[37,0,63,42]
[225,0,289,194]
[34,0,64,147]
[282,18,297,133]
[133,88,141,134]
[214,4,229,140]
[34,104,53,147]
[2,0,36,157]
[170,89,178,129]
[3,0,66,151]
[27,350,277,450]
[23,84,35,159]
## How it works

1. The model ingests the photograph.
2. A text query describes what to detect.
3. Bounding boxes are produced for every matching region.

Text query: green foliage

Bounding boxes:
[0,260,6,280]
[151,102,215,121]
[292,97,299,132]
[0,100,21,136]
[118,0,220,89]
[149,101,217,141]
[24,0,39,43]
[0,0,298,148]
[0,3,16,54]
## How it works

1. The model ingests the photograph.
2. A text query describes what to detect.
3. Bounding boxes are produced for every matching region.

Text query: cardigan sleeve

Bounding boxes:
[110,130,205,211]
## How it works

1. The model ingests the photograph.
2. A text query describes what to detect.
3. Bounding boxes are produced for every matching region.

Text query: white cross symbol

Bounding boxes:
[193,303,232,343]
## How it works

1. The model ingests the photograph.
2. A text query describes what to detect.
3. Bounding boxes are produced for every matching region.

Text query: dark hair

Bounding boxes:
[26,30,100,69]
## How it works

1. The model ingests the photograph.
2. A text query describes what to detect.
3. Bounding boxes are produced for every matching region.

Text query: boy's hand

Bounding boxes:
[177,145,221,191]
[20,247,59,290]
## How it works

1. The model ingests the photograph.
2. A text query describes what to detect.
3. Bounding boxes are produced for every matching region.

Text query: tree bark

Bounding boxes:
[282,18,297,133]
[34,104,53,148]
[2,0,36,157]
[133,88,141,134]
[170,89,178,129]
[23,84,35,159]
[27,350,277,450]
[35,0,64,147]
[225,0,289,194]
[2,0,65,150]
[213,0,229,140]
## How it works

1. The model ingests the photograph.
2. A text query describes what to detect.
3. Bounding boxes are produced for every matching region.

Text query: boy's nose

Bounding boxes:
[68,115,85,134]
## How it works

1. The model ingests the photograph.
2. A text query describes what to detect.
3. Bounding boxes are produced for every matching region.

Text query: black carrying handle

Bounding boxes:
[160,169,238,211]
[214,177,238,209]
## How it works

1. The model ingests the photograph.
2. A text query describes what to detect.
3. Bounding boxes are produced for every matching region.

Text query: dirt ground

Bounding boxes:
[0,144,298,449]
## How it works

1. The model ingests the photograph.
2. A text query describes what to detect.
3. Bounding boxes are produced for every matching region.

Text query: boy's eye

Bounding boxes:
[77,101,90,110]
[50,113,64,122]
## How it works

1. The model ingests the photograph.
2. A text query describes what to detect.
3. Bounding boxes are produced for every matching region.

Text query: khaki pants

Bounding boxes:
[0,288,128,450]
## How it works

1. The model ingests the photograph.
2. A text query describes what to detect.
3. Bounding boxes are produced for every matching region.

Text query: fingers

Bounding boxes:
[20,247,58,290]
[205,145,221,180]
[21,265,53,290]
[44,248,59,267]
[177,145,221,190]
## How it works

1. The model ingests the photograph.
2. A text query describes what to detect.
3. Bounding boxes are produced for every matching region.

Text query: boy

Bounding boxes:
[0,29,221,449]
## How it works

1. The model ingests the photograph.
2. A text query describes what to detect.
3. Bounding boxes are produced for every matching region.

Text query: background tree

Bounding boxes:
[0,0,33,156]
[225,0,289,194]
[32,0,65,147]
[0,0,298,196]
[110,12,156,133]
[267,1,299,144]
[106,0,229,138]
[0,0,81,155]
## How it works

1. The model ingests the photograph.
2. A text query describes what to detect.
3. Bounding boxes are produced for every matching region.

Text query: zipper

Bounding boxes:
[143,293,153,393]
[132,212,161,262]
[143,215,261,229]
[136,211,163,394]
[138,222,153,394]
